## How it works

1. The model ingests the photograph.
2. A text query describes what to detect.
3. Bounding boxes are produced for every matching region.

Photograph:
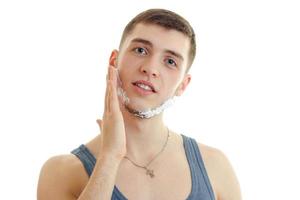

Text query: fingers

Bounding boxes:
[116,68,122,87]
[104,66,111,114]
[110,67,120,113]
[104,66,120,115]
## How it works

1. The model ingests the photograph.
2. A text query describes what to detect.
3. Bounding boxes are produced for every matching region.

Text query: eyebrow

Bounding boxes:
[130,38,184,61]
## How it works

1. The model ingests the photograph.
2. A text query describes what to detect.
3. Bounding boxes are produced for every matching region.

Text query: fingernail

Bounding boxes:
[109,66,112,80]
[112,68,118,81]
[117,71,122,86]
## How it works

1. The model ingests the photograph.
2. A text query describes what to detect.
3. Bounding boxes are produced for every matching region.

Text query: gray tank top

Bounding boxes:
[71,134,215,200]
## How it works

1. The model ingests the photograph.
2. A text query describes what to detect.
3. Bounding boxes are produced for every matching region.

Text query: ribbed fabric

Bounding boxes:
[71,134,215,200]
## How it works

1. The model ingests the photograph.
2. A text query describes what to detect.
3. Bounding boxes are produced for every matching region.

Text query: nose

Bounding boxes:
[139,58,160,78]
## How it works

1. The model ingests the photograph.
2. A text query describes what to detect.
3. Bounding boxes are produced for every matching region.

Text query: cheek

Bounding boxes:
[117,57,142,85]
[161,78,179,96]
[118,53,141,71]
[118,70,129,86]
[170,79,184,94]
[118,68,135,90]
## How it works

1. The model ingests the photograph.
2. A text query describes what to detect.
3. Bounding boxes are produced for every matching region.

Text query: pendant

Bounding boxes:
[146,169,155,178]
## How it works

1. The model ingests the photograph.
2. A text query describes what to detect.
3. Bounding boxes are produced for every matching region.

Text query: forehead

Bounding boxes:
[122,23,190,60]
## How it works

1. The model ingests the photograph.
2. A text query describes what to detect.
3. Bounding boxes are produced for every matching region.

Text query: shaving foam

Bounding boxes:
[116,69,176,119]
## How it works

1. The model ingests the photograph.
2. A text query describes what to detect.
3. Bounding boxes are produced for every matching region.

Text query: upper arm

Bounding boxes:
[198,144,242,200]
[37,155,80,200]
[213,149,242,200]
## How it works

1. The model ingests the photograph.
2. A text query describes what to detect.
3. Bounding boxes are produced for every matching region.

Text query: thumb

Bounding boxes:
[96,119,103,130]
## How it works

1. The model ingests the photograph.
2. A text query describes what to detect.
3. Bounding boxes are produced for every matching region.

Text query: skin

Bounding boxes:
[37,23,242,200]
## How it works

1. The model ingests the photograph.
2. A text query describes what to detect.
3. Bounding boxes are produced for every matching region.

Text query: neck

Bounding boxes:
[120,104,169,163]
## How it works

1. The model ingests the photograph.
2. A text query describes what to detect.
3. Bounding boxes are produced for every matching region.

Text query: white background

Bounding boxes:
[0,0,299,199]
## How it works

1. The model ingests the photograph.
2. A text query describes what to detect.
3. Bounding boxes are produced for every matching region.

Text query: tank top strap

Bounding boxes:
[71,145,122,200]
[181,134,216,200]
[71,144,96,177]
[70,135,215,200]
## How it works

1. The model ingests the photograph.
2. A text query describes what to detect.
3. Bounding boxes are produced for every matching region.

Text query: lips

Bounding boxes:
[132,80,156,93]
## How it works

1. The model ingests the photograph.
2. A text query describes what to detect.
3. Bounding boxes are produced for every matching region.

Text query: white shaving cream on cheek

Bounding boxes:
[116,69,176,119]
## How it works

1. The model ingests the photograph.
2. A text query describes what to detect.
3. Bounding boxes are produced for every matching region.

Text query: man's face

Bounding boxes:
[113,23,191,111]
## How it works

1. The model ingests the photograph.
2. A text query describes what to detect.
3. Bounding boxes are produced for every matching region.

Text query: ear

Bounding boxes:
[175,74,191,96]
[109,49,119,68]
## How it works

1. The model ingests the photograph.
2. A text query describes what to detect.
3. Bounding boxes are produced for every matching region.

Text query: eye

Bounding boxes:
[134,47,147,55]
[165,58,177,67]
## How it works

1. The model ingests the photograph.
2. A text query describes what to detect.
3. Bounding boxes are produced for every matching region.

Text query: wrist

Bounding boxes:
[98,152,125,163]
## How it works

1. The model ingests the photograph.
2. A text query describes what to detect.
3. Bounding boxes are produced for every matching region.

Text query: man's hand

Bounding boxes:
[96,65,127,160]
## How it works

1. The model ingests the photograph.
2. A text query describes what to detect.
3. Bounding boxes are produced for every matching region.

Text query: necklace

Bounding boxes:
[124,127,170,178]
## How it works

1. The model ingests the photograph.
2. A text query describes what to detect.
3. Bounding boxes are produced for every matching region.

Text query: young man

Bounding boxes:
[37,9,242,200]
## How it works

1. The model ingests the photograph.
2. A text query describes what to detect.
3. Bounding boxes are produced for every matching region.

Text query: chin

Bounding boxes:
[126,98,153,111]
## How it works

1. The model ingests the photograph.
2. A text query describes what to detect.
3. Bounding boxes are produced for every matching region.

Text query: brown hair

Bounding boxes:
[119,8,196,73]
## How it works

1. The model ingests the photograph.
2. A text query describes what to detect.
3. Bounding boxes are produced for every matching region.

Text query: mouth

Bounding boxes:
[132,80,157,93]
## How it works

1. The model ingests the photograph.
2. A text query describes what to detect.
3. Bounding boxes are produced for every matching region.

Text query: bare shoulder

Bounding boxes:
[37,154,88,200]
[197,142,242,200]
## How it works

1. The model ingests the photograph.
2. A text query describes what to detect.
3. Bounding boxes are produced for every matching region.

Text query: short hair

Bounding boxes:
[119,8,196,73]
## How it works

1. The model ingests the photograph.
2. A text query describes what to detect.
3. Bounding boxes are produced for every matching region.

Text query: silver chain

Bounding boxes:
[124,127,170,178]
